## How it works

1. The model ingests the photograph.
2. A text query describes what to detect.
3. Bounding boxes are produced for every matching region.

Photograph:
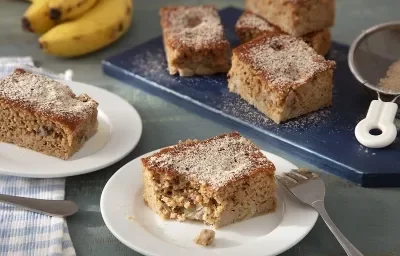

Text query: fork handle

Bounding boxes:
[312,200,364,256]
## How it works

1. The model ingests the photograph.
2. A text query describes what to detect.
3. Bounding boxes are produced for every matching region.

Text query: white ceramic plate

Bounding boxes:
[100,149,318,256]
[0,80,142,178]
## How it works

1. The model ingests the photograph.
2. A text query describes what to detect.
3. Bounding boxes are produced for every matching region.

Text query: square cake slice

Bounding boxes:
[160,5,231,76]
[245,0,335,36]
[235,11,331,56]
[142,132,276,228]
[0,69,98,159]
[227,35,336,124]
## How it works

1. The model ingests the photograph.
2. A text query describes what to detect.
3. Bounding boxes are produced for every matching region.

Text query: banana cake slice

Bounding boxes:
[228,35,336,124]
[0,69,98,159]
[159,5,231,76]
[141,132,276,228]
[245,0,335,37]
[235,11,331,56]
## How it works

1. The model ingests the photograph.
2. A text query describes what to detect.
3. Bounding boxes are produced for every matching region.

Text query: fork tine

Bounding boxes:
[286,171,308,182]
[275,174,297,188]
[295,168,320,179]
[276,169,320,189]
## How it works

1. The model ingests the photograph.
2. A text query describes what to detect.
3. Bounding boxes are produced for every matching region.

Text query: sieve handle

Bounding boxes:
[355,100,398,148]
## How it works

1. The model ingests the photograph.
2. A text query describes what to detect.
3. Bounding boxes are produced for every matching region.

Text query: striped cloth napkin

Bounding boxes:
[0,57,76,256]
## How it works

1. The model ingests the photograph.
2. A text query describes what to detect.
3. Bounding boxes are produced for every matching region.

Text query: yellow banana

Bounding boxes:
[47,0,98,21]
[39,0,133,57]
[22,0,57,34]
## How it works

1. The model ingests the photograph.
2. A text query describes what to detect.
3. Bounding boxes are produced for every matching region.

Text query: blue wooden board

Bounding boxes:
[102,7,400,187]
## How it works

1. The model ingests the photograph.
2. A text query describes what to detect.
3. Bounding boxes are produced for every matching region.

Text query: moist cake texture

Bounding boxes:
[141,132,276,228]
[0,69,98,159]
[245,0,335,36]
[228,35,336,123]
[235,11,331,56]
[160,5,231,76]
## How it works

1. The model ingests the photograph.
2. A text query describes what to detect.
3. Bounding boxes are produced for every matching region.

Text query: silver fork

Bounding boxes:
[276,169,364,256]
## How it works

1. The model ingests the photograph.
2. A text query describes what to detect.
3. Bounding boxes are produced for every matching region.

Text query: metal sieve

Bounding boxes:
[348,21,400,148]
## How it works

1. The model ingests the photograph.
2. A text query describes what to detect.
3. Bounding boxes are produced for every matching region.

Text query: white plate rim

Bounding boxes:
[0,80,142,178]
[100,148,318,256]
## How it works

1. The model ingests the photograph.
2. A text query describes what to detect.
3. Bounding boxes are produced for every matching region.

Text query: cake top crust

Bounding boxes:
[142,132,275,190]
[159,5,229,51]
[233,35,336,94]
[0,69,98,131]
[236,11,279,33]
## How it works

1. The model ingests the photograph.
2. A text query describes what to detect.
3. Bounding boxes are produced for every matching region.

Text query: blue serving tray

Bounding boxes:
[102,7,400,187]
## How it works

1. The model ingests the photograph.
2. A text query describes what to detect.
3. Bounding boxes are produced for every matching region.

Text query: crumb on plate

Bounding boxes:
[193,229,215,246]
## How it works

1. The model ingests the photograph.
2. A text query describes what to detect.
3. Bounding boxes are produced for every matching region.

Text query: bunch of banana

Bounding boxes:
[22,0,133,57]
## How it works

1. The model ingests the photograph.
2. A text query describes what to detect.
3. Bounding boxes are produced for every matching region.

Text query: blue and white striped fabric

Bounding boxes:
[0,57,76,256]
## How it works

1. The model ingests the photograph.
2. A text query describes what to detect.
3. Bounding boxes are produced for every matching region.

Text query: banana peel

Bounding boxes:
[47,0,98,21]
[22,0,57,34]
[39,0,133,57]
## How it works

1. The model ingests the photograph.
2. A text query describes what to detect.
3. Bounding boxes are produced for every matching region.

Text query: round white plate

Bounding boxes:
[0,80,142,178]
[100,149,318,256]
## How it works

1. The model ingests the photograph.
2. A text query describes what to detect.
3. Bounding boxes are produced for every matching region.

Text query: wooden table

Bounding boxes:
[1,0,400,255]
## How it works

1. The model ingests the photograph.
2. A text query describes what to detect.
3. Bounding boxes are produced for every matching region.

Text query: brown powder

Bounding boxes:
[235,35,335,94]
[378,59,400,93]
[0,69,98,124]
[147,132,274,189]
[236,11,276,32]
[160,5,228,50]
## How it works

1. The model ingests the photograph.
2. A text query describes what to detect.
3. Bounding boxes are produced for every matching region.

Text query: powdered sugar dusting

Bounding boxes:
[160,6,228,50]
[236,35,335,94]
[378,59,400,93]
[236,11,276,32]
[0,69,98,123]
[146,133,274,189]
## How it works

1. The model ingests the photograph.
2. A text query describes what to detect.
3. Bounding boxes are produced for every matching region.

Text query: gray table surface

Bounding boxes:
[1,0,400,255]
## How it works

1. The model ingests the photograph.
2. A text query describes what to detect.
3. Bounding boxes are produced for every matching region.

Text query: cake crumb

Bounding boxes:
[378,59,400,93]
[193,229,215,246]
[127,215,135,221]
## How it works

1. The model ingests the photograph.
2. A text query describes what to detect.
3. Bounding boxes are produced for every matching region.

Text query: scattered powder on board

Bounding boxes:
[132,50,221,88]
[221,94,333,131]
[134,50,170,79]
[131,48,344,132]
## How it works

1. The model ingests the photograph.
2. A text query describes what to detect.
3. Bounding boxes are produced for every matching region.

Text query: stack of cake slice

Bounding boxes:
[228,35,336,124]
[228,0,336,124]
[236,0,335,56]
